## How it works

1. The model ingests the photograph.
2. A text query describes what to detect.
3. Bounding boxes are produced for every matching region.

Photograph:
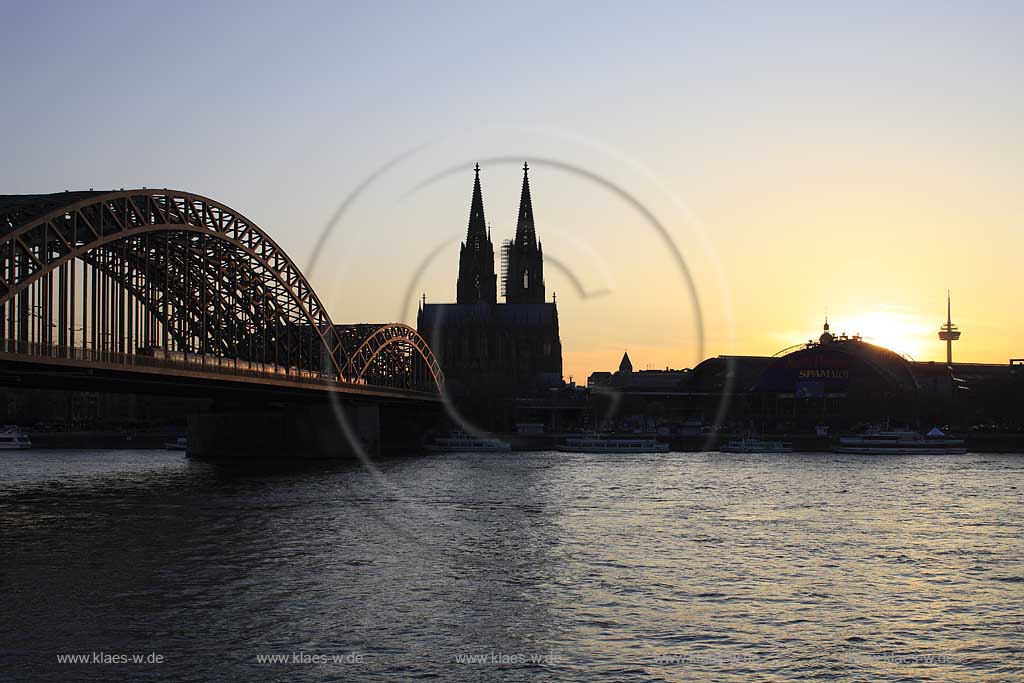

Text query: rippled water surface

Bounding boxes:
[2,450,1023,681]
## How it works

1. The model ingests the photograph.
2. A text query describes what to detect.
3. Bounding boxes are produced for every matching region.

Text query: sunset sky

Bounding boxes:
[3,2,1021,381]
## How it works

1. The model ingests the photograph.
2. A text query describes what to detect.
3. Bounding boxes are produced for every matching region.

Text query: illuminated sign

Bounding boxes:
[798,369,850,379]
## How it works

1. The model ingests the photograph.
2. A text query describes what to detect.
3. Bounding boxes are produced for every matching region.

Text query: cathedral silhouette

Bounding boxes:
[418,163,563,400]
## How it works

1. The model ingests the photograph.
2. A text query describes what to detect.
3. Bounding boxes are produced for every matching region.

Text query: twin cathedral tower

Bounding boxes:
[457,163,546,305]
[417,163,563,401]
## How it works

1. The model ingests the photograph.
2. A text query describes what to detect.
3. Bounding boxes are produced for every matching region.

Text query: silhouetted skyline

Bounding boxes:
[4,2,1021,381]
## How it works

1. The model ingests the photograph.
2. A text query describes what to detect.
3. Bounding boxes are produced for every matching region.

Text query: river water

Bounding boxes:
[2,449,1022,682]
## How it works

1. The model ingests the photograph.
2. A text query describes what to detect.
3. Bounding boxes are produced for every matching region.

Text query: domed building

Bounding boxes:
[584,316,1021,439]
[752,320,921,430]
[680,320,930,432]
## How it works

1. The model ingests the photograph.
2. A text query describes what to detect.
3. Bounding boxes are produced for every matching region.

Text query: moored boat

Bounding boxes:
[719,437,792,453]
[558,435,669,453]
[164,436,188,450]
[0,426,32,450]
[835,427,966,454]
[425,431,511,452]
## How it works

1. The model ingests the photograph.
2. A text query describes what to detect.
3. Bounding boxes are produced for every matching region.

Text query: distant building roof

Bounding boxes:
[619,351,633,373]
[757,338,919,396]
[690,355,778,393]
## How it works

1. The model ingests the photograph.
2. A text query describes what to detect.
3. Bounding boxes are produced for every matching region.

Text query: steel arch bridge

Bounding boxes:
[0,189,443,394]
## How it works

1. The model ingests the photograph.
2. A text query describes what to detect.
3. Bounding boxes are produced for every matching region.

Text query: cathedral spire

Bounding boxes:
[457,163,497,304]
[505,161,545,304]
[515,162,537,249]
[465,162,487,249]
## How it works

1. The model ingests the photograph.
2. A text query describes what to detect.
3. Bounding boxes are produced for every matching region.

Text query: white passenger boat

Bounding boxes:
[558,435,669,453]
[425,432,511,452]
[835,427,966,454]
[0,426,32,450]
[719,437,792,453]
[164,436,188,451]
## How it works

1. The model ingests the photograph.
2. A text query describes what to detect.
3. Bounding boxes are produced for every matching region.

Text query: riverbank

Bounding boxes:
[24,430,175,450]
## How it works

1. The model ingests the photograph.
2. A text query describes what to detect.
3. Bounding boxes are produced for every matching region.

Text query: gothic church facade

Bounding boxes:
[417,163,563,398]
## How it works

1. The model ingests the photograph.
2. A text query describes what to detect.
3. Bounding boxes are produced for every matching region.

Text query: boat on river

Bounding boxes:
[835,427,966,454]
[719,437,792,453]
[558,435,669,453]
[425,432,512,452]
[0,426,32,450]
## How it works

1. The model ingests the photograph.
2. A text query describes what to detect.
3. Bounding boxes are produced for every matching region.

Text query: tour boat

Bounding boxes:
[164,436,188,451]
[0,427,32,450]
[558,435,669,453]
[834,427,966,455]
[719,437,792,453]
[425,432,512,452]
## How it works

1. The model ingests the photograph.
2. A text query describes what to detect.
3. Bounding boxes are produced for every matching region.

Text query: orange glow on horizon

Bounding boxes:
[829,309,933,360]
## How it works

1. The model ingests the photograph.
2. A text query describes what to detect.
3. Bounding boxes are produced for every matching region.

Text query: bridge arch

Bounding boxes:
[343,323,444,390]
[0,190,443,391]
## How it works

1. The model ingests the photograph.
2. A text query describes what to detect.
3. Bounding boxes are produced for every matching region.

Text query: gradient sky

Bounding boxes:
[3,1,1022,381]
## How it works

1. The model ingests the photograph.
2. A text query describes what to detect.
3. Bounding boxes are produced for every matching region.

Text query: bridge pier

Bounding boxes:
[187,401,380,459]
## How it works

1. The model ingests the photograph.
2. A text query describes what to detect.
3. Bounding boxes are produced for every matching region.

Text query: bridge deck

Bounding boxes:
[0,341,438,403]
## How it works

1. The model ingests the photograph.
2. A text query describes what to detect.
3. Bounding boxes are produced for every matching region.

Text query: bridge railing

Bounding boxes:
[0,338,351,389]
